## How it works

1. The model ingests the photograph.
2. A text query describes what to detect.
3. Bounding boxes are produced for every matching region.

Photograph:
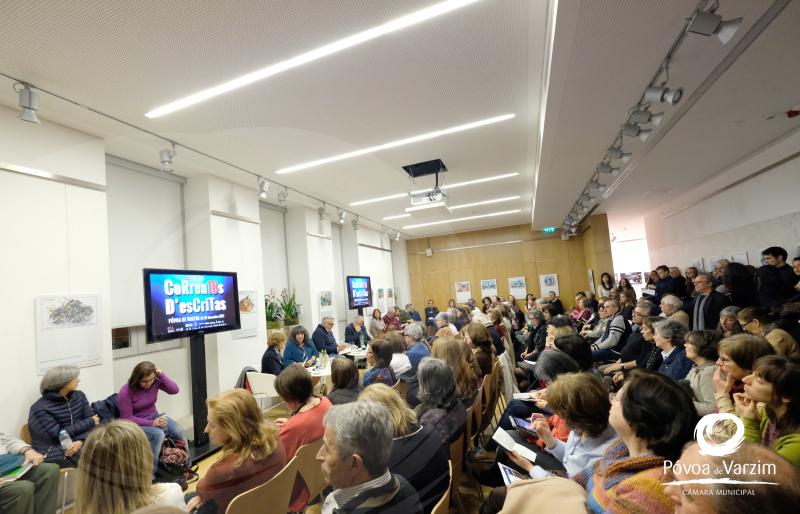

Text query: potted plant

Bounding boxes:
[265,289,282,329]
[280,288,301,326]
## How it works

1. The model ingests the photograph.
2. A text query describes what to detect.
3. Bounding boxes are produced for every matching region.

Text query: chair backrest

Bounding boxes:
[20,424,31,444]
[226,456,298,514]
[294,438,326,503]
[448,432,464,506]
[478,369,497,435]
[246,372,279,397]
[431,460,453,514]
[392,379,410,399]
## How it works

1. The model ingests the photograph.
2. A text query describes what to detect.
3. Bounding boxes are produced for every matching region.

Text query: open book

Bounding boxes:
[491,427,539,464]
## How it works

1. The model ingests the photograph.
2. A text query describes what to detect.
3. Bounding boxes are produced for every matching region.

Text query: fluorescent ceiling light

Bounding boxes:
[382,213,412,220]
[449,195,520,210]
[275,113,515,174]
[350,172,519,206]
[145,0,481,118]
[403,209,521,229]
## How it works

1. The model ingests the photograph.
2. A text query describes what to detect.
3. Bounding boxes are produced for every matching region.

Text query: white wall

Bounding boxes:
[0,105,114,433]
[259,204,289,294]
[391,239,411,306]
[644,130,800,269]
[610,238,651,298]
[357,227,396,312]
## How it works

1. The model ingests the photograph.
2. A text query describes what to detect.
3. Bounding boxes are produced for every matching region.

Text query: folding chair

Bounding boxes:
[431,461,453,514]
[294,438,326,504]
[246,371,284,413]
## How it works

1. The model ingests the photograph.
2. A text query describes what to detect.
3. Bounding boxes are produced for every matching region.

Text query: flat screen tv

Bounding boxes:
[346,275,372,310]
[143,268,241,342]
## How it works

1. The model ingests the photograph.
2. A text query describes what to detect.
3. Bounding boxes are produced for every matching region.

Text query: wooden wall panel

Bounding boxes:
[407,220,613,308]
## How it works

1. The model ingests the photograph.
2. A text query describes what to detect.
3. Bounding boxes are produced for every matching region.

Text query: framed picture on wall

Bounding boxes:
[730,251,749,265]
[231,290,259,339]
[480,279,498,299]
[455,281,471,303]
[508,277,527,299]
[538,274,559,297]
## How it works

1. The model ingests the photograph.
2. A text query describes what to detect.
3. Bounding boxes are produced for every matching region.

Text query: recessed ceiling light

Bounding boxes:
[449,195,520,210]
[402,209,521,229]
[382,213,412,220]
[275,113,515,174]
[350,172,519,206]
[145,0,481,118]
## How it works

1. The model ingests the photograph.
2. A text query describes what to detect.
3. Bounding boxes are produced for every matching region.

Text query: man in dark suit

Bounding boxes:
[757,246,798,308]
[688,273,730,330]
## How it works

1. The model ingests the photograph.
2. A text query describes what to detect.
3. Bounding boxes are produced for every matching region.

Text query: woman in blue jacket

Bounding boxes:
[28,365,99,467]
[653,319,694,381]
[282,325,319,368]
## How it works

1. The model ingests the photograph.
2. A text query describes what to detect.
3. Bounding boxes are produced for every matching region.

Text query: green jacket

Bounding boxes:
[743,407,800,467]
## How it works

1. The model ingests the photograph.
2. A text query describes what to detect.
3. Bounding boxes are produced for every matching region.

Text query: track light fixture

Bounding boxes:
[688,11,742,45]
[352,216,359,231]
[159,143,176,173]
[606,146,631,163]
[643,86,683,105]
[14,83,40,123]
[621,123,651,142]
[318,203,327,221]
[278,189,288,207]
[629,109,663,127]
[395,231,400,241]
[257,177,269,199]
[336,208,346,224]
[596,163,620,177]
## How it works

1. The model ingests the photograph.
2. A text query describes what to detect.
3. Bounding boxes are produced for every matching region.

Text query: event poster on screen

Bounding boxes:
[147,272,239,338]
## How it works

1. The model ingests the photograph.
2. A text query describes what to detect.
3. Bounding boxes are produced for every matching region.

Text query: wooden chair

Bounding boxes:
[392,379,410,399]
[477,367,499,444]
[226,456,298,514]
[20,424,76,514]
[448,432,465,511]
[431,461,453,514]
[294,438,326,504]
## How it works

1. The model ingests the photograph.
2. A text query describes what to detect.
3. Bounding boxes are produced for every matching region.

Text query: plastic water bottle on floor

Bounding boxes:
[59,429,73,450]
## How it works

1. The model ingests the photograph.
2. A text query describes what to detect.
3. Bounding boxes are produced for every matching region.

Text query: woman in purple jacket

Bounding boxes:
[118,361,189,477]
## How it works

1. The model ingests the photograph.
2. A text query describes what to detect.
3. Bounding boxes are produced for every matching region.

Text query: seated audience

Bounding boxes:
[415,358,467,444]
[660,294,688,328]
[519,309,546,361]
[652,319,692,381]
[385,331,412,377]
[424,300,439,334]
[688,273,730,330]
[328,357,363,405]
[682,330,720,416]
[683,267,698,299]
[282,325,318,367]
[758,246,798,308]
[274,364,332,512]
[736,355,800,466]
[187,390,287,514]
[591,299,630,362]
[465,322,495,378]
[737,306,799,357]
[383,306,403,332]
[618,291,635,323]
[368,308,386,338]
[431,336,479,407]
[713,334,775,416]
[118,361,189,478]
[666,442,800,513]
[313,316,344,355]
[403,323,430,371]
[716,305,742,338]
[28,364,99,467]
[359,384,448,514]
[569,296,592,328]
[399,303,422,324]
[317,401,423,514]
[617,276,637,303]
[481,373,616,514]
[76,420,186,514]
[363,339,397,387]
[547,291,565,315]
[449,298,458,309]
[507,295,526,332]
[600,301,656,381]
[481,296,492,314]
[433,311,456,339]
[344,315,371,348]
[599,272,615,297]
[0,432,58,514]
[260,331,286,376]
[574,370,697,513]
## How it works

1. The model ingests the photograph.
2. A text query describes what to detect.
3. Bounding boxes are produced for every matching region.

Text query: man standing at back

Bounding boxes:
[689,273,729,330]
[758,246,798,308]
[317,401,423,514]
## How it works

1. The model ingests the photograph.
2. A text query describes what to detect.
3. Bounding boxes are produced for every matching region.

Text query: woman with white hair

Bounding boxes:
[415,358,467,444]
[28,364,99,466]
[434,311,456,339]
[652,318,693,381]
[660,294,689,328]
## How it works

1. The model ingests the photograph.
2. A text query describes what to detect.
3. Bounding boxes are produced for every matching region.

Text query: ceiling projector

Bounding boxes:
[406,188,451,214]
